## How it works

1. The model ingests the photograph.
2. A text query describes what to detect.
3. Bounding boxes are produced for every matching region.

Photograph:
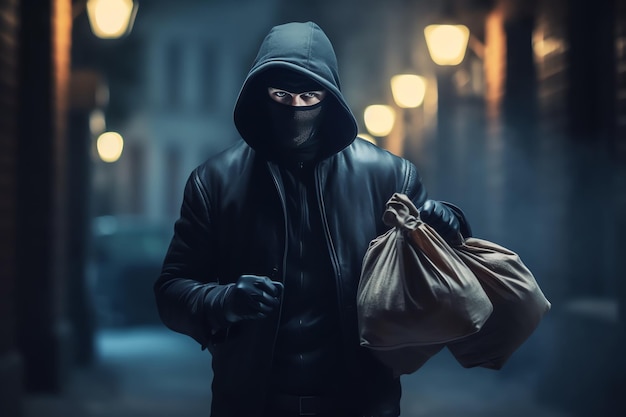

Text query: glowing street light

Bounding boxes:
[424,24,470,66]
[87,0,138,39]
[97,131,124,162]
[364,105,396,137]
[391,74,427,108]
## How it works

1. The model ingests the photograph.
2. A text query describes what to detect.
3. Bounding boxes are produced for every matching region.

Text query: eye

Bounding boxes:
[268,87,293,102]
[302,92,319,99]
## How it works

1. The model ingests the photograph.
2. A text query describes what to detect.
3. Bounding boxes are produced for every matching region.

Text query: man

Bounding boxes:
[154,21,471,417]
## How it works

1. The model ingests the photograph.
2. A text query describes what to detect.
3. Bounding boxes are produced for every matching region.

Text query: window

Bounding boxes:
[164,42,183,109]
[164,145,182,218]
[199,42,217,112]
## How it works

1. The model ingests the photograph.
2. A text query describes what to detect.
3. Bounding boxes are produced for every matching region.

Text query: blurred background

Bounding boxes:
[1,0,625,416]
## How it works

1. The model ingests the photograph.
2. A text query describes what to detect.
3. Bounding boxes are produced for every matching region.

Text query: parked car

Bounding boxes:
[90,215,173,327]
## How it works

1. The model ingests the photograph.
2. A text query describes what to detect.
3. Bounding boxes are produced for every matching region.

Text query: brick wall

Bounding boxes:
[51,0,71,327]
[14,0,72,393]
[0,0,18,352]
[0,0,22,414]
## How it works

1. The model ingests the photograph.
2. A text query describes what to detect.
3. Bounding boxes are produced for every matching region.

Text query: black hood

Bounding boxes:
[233,21,358,160]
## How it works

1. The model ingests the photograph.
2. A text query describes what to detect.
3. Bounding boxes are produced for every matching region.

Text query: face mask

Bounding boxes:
[267,99,324,149]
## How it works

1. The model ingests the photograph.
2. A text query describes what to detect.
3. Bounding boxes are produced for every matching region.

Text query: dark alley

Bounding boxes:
[1,0,625,416]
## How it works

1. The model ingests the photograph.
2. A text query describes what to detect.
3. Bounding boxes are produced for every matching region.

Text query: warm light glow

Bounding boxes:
[391,74,427,108]
[97,131,124,162]
[533,37,563,59]
[364,105,395,137]
[485,8,505,120]
[87,0,137,39]
[358,133,377,145]
[89,110,106,135]
[424,25,470,66]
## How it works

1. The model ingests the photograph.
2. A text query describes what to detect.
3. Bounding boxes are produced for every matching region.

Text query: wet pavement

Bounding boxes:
[24,327,212,417]
[24,324,571,417]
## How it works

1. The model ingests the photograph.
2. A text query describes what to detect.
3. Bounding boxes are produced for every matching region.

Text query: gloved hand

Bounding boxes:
[222,275,281,324]
[419,199,461,243]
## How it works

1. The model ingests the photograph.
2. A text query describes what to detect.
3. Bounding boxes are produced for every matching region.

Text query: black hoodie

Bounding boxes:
[234,21,357,161]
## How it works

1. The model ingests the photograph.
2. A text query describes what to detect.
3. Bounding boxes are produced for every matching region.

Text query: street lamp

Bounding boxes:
[364,105,396,137]
[96,131,124,162]
[391,74,427,108]
[424,23,471,132]
[424,24,470,66]
[86,0,138,39]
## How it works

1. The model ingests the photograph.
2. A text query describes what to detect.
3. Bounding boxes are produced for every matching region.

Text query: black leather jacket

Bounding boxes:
[154,22,469,417]
[156,138,433,415]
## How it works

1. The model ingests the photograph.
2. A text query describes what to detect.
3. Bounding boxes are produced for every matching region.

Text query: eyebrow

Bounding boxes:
[268,88,325,94]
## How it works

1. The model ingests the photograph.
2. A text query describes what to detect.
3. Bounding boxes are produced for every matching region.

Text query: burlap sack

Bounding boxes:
[446,238,551,369]
[357,193,493,375]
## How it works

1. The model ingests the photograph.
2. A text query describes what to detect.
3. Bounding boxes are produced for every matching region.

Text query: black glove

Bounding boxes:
[222,275,281,324]
[419,199,461,243]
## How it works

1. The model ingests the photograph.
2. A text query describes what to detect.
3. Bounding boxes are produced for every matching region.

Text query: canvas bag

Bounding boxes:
[357,193,493,375]
[446,237,551,370]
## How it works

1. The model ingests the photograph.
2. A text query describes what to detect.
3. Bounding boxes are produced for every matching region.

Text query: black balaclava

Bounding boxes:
[262,68,325,161]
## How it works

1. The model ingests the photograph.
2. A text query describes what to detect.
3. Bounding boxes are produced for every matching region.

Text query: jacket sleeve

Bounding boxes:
[153,168,232,349]
[402,158,472,238]
[402,158,428,208]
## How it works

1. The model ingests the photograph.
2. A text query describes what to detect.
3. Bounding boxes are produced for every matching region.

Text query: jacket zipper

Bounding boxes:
[297,165,307,368]
[267,161,347,386]
[314,164,347,347]
[266,162,288,391]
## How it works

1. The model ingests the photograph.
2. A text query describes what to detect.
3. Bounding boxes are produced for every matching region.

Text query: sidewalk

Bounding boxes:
[23,325,571,417]
[24,326,213,417]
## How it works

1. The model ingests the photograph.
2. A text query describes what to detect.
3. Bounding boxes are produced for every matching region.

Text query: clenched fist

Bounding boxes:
[222,275,282,324]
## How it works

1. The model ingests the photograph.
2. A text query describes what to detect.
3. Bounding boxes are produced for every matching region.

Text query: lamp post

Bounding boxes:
[63,0,138,367]
[389,74,428,158]
[424,23,470,130]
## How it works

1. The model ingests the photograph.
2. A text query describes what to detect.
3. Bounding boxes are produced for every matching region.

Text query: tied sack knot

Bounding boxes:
[382,193,420,231]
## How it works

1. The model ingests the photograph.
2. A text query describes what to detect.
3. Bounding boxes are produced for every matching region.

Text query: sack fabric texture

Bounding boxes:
[446,238,551,369]
[357,193,493,376]
[357,193,550,376]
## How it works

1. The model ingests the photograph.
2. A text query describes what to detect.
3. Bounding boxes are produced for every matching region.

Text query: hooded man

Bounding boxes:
[154,21,471,417]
